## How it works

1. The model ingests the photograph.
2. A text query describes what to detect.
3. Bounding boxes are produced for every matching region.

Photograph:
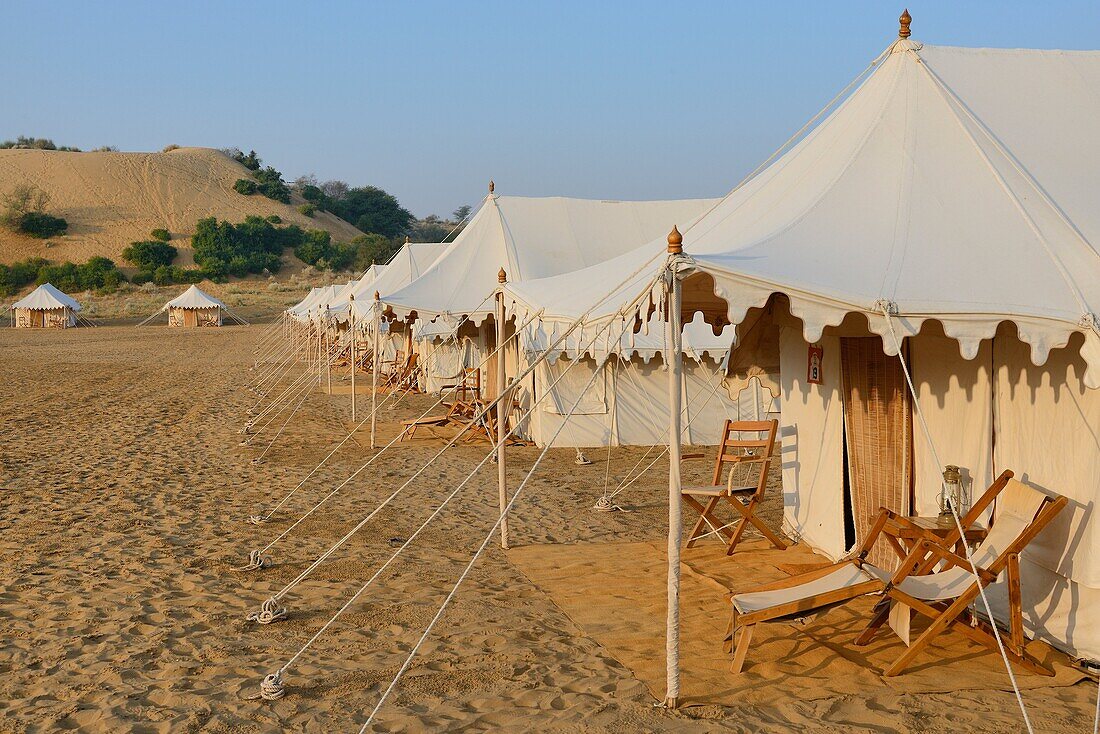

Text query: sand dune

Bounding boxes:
[0,326,1094,732]
[0,147,364,268]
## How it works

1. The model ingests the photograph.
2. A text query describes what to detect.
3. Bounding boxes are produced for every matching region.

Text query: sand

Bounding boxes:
[0,325,1095,733]
[0,147,363,268]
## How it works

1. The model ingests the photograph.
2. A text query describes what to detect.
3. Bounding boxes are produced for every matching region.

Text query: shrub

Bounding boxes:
[162,144,181,152]
[91,145,118,153]
[150,228,171,242]
[352,233,399,271]
[253,167,290,203]
[231,149,262,171]
[31,256,124,294]
[266,214,281,224]
[0,257,49,296]
[293,229,331,266]
[123,240,177,270]
[19,212,68,238]
[1,184,50,229]
[234,178,257,195]
[298,203,316,218]
[191,215,298,278]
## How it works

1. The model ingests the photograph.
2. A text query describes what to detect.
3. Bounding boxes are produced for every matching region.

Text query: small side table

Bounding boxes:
[882,515,987,563]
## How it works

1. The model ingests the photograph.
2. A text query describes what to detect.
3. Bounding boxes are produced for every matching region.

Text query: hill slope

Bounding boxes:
[0,147,364,269]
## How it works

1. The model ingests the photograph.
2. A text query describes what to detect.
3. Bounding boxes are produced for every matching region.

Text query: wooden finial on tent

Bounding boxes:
[498,267,507,284]
[488,179,495,194]
[374,290,380,301]
[349,293,355,302]
[667,225,683,254]
[405,235,410,244]
[899,9,912,38]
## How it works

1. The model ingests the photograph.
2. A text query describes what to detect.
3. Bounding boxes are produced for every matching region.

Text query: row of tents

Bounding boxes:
[7,283,245,328]
[283,28,1099,671]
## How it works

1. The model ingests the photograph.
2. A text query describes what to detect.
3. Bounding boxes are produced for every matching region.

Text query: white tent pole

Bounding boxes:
[349,294,357,422]
[663,226,684,709]
[496,267,510,550]
[371,291,381,450]
[324,306,332,395]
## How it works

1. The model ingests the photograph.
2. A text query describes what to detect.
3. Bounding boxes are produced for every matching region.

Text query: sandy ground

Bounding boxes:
[0,326,1094,733]
[0,147,363,268]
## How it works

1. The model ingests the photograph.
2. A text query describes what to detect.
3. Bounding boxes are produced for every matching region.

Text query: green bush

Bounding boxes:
[298,203,316,218]
[0,257,49,296]
[352,233,400,271]
[123,240,177,270]
[150,228,171,242]
[132,265,203,286]
[32,256,125,294]
[191,215,299,279]
[234,178,257,195]
[266,214,281,224]
[253,167,290,203]
[293,229,331,266]
[19,212,68,238]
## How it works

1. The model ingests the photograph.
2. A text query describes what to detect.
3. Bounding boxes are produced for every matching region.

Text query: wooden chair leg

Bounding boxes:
[684,495,726,547]
[730,624,754,673]
[883,591,974,676]
[855,601,892,646]
[725,514,751,556]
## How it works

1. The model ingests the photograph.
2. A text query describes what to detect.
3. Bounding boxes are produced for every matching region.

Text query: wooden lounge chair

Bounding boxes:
[682,419,785,555]
[725,470,1067,676]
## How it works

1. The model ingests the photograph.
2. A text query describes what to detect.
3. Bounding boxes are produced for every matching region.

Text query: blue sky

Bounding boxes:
[3,2,1097,217]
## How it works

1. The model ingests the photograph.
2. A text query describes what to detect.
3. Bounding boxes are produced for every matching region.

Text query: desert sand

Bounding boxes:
[0,147,363,268]
[0,325,1095,733]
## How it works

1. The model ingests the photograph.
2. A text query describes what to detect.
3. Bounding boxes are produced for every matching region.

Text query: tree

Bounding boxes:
[351,233,399,271]
[1,185,66,238]
[330,186,412,238]
[234,178,257,195]
[453,204,472,222]
[123,240,177,270]
[321,179,349,200]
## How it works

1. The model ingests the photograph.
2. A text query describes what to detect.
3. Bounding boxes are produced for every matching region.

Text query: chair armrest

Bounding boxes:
[915,540,998,584]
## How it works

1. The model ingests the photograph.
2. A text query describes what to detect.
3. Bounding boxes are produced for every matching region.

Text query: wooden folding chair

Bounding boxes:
[725,470,1067,676]
[682,419,784,555]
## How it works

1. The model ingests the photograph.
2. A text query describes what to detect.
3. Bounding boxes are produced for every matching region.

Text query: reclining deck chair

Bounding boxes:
[682,419,785,555]
[725,470,1067,676]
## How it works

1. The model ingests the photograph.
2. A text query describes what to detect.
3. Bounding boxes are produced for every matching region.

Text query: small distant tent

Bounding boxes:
[139,285,248,327]
[10,283,85,328]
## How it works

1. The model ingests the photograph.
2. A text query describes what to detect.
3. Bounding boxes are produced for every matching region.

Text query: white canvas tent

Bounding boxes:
[141,285,247,327]
[381,191,724,398]
[10,283,83,328]
[505,34,1100,666]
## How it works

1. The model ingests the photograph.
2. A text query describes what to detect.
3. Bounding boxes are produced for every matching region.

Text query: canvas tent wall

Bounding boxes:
[520,313,776,447]
[503,38,1100,662]
[10,283,81,328]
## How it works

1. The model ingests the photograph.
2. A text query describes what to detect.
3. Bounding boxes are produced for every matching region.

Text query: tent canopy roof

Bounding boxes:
[165,285,226,310]
[383,194,720,324]
[505,40,1100,386]
[11,283,82,311]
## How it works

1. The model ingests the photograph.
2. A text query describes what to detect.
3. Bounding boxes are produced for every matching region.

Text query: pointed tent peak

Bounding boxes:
[12,282,82,311]
[899,9,912,38]
[498,267,507,284]
[166,284,226,309]
[488,179,495,194]
[667,225,683,254]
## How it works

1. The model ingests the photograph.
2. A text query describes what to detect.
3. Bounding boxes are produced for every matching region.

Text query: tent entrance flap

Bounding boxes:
[840,337,913,570]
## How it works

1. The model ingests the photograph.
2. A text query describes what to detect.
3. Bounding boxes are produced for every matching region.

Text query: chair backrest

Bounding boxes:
[971,479,1065,575]
[458,368,481,401]
[712,419,778,497]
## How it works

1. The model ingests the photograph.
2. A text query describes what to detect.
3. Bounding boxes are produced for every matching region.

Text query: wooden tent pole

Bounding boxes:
[496,267,510,550]
[325,305,332,394]
[371,291,381,450]
[664,226,684,709]
[350,294,357,422]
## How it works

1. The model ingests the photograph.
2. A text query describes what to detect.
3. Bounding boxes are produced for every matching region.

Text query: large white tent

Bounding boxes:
[505,35,1100,665]
[141,284,246,327]
[9,283,83,328]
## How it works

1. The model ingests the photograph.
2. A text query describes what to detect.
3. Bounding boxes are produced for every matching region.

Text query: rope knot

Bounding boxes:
[872,299,899,316]
[260,671,286,700]
[1080,312,1099,334]
[593,495,630,513]
[247,515,267,525]
[235,549,271,572]
[247,597,287,624]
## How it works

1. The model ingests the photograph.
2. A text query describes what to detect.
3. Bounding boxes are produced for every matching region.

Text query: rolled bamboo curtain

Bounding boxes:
[841,337,912,569]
